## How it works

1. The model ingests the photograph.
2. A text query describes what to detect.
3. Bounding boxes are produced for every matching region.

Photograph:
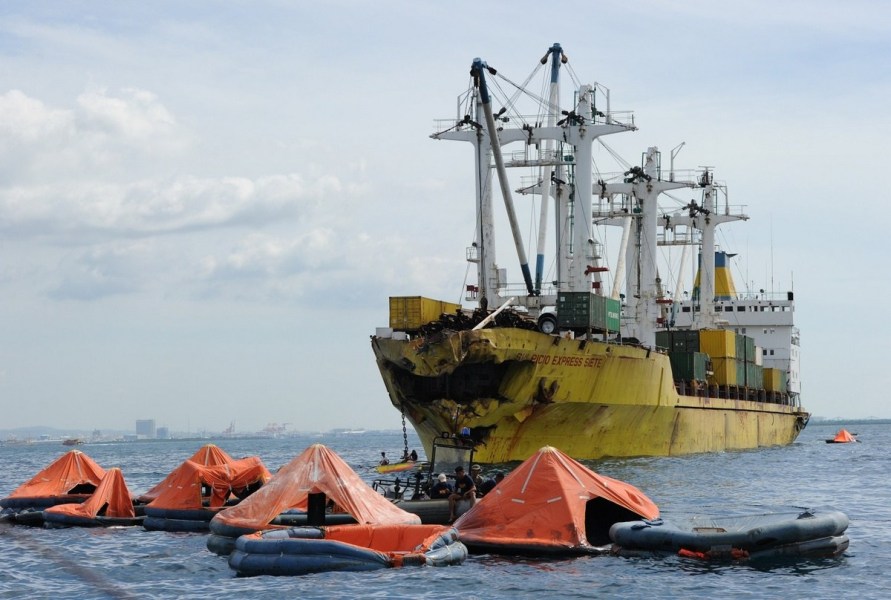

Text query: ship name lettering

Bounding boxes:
[530,354,604,367]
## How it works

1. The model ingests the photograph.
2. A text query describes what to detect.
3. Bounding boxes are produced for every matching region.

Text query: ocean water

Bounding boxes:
[0,422,885,599]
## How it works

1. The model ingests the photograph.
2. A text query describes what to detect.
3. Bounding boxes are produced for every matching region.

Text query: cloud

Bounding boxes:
[77,87,176,141]
[0,88,189,183]
[0,173,322,241]
[48,241,155,300]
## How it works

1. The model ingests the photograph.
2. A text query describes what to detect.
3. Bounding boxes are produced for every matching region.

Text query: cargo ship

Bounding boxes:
[371,44,808,463]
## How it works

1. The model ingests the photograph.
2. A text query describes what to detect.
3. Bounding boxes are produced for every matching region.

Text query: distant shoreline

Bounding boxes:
[809,418,891,425]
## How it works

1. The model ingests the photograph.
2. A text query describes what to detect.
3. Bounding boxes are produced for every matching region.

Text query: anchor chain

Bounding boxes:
[400,403,409,459]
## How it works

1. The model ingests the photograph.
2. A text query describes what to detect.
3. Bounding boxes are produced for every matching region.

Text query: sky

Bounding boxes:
[1,1,889,434]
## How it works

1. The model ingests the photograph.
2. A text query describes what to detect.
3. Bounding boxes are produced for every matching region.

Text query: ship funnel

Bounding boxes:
[692,251,737,301]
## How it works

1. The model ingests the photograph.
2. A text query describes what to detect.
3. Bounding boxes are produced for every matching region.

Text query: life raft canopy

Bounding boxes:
[454,445,659,554]
[827,429,857,443]
[137,443,237,504]
[1,449,106,507]
[43,467,139,527]
[211,443,421,536]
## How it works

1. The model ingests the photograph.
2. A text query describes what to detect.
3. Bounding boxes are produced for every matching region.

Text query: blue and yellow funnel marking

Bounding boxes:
[692,251,737,301]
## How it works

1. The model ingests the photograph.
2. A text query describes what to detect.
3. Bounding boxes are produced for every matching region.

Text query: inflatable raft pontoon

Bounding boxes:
[609,507,849,561]
[228,524,466,576]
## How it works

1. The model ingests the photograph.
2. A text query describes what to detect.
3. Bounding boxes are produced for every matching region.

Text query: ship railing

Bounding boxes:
[496,283,559,299]
[432,109,635,138]
[724,291,795,303]
[504,147,573,168]
[593,168,701,186]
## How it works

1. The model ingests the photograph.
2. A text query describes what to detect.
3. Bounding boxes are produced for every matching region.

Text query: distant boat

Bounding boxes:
[826,429,858,444]
[62,438,84,446]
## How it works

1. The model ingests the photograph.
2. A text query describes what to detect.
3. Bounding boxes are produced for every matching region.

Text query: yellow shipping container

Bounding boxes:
[763,368,787,393]
[699,329,737,359]
[389,296,462,331]
[709,357,738,386]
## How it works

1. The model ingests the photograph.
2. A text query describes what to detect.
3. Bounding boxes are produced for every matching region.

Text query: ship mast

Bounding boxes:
[433,86,497,306]
[670,170,748,329]
[595,148,694,346]
[534,43,564,294]
[471,58,535,296]
[432,44,634,313]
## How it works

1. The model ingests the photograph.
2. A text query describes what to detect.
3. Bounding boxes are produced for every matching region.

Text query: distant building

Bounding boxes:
[135,419,156,439]
[156,426,170,440]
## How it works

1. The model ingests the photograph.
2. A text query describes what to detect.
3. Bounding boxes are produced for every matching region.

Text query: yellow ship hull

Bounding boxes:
[372,328,808,463]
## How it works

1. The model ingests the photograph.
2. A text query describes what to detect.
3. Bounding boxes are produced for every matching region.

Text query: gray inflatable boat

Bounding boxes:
[610,507,849,561]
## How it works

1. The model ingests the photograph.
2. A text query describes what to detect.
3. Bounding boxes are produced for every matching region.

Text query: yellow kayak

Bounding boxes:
[375,461,425,474]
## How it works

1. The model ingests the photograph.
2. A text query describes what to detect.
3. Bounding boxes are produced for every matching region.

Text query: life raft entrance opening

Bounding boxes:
[584,497,643,546]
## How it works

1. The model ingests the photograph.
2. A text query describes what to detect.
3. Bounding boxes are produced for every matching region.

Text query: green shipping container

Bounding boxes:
[745,363,764,388]
[668,351,710,381]
[735,334,746,360]
[556,292,620,332]
[659,329,701,352]
[675,330,700,352]
[737,335,756,363]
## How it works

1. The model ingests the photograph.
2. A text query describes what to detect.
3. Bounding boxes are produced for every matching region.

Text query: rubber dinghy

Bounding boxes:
[229,523,466,576]
[609,507,849,561]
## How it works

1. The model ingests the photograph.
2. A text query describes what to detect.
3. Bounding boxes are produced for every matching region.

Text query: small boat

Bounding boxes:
[143,456,271,532]
[454,446,659,555]
[609,507,849,561]
[375,460,425,475]
[0,450,106,525]
[372,435,477,524]
[228,524,466,576]
[826,429,858,444]
[208,444,420,556]
[44,468,142,528]
[62,438,84,446]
